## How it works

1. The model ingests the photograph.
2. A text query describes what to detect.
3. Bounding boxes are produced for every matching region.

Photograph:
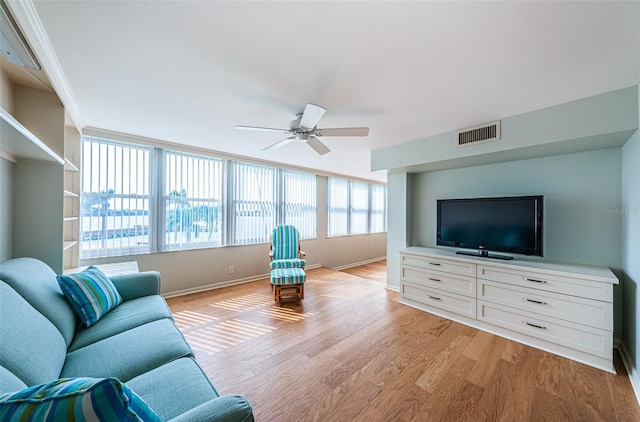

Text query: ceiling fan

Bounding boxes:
[235,103,369,155]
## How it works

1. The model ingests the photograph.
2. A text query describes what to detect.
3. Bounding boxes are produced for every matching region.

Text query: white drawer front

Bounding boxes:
[401,266,476,297]
[479,280,613,331]
[401,254,476,277]
[478,301,612,359]
[402,281,476,319]
[478,265,612,302]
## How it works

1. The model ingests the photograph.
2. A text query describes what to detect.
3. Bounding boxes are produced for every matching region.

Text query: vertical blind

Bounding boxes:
[327,177,387,237]
[282,170,317,239]
[327,177,349,237]
[80,135,381,258]
[231,161,277,244]
[370,184,387,233]
[81,136,152,258]
[164,150,224,250]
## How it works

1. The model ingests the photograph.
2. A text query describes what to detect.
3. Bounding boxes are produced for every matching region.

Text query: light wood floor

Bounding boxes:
[166,261,640,421]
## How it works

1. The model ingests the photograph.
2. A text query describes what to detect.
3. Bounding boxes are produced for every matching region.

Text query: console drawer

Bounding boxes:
[401,265,475,297]
[402,281,476,319]
[478,279,612,330]
[401,254,476,278]
[478,265,612,302]
[477,300,612,359]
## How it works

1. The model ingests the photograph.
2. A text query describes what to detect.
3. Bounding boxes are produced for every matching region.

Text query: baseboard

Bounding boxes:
[616,341,640,406]
[162,263,322,299]
[331,256,386,271]
[385,285,400,292]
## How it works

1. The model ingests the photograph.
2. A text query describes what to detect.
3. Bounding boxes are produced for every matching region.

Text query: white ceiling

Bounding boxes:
[28,1,640,182]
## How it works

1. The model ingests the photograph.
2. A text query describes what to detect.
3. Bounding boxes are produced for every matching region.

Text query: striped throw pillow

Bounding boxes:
[0,377,160,421]
[57,266,123,327]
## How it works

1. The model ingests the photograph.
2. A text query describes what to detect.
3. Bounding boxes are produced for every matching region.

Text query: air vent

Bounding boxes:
[456,121,500,147]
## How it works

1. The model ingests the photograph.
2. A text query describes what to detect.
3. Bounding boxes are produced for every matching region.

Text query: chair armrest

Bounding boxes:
[168,395,253,422]
[110,271,161,301]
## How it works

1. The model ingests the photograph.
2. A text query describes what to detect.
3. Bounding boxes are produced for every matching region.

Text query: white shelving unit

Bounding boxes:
[0,107,64,164]
[63,128,82,270]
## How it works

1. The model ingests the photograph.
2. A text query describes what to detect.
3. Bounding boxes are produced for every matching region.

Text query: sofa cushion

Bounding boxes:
[0,257,78,347]
[62,319,192,382]
[0,366,27,394]
[0,281,67,386]
[0,377,161,421]
[69,295,173,352]
[126,357,218,420]
[57,266,123,327]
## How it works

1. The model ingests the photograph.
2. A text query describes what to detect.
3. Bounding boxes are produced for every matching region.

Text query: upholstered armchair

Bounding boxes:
[269,225,306,270]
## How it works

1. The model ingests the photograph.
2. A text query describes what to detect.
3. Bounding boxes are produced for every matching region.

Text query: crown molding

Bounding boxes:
[5,0,85,131]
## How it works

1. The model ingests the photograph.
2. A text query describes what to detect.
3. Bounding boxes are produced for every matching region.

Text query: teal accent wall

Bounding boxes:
[410,148,624,337]
[621,86,640,380]
[411,148,622,268]
[385,173,412,290]
[372,86,638,175]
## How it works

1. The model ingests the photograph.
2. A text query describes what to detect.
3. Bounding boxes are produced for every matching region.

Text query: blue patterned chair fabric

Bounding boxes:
[270,268,306,304]
[270,268,307,286]
[269,225,306,270]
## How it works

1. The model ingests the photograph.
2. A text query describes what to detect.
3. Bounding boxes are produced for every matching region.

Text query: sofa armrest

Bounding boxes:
[168,395,253,422]
[110,271,161,301]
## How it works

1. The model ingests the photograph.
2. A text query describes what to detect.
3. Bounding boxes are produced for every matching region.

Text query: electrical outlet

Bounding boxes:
[229,265,234,274]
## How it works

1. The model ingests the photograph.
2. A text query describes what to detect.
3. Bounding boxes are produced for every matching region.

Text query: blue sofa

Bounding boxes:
[0,257,253,421]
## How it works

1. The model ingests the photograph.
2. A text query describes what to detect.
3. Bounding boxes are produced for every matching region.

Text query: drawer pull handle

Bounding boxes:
[428,262,441,266]
[522,297,547,305]
[427,295,442,301]
[523,277,546,284]
[428,277,441,282]
[522,321,547,330]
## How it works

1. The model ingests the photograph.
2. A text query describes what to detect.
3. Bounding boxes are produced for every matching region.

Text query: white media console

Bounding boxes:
[399,246,618,373]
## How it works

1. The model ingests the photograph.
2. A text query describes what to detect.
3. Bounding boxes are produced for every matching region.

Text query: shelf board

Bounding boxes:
[0,107,65,164]
[63,216,79,222]
[63,240,78,250]
[64,190,79,197]
[64,158,79,172]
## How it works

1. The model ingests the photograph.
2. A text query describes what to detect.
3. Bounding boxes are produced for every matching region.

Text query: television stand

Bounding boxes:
[456,249,514,260]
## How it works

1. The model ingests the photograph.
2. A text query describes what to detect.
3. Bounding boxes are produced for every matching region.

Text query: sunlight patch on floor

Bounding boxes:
[208,293,274,312]
[184,318,277,355]
[257,306,314,321]
[173,310,220,329]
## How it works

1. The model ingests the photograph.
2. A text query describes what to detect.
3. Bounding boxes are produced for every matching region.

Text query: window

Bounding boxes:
[80,135,378,259]
[370,184,387,233]
[81,136,152,258]
[327,177,387,237]
[231,162,277,245]
[327,178,349,237]
[163,150,223,250]
[281,170,317,239]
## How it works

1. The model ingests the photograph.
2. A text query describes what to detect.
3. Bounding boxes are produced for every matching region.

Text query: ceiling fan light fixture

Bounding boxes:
[236,103,368,155]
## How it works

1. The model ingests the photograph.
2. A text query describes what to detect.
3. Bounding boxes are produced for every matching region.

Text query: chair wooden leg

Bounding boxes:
[300,283,304,299]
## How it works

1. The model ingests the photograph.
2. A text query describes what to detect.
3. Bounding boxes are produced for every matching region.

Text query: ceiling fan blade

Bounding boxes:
[306,136,330,155]
[261,137,295,152]
[236,125,291,134]
[314,127,369,137]
[299,104,327,129]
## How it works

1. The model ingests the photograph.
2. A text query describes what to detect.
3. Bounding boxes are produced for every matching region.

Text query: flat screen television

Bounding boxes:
[436,195,543,260]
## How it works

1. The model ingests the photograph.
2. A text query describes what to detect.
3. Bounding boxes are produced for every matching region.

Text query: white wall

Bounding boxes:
[0,158,14,262]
